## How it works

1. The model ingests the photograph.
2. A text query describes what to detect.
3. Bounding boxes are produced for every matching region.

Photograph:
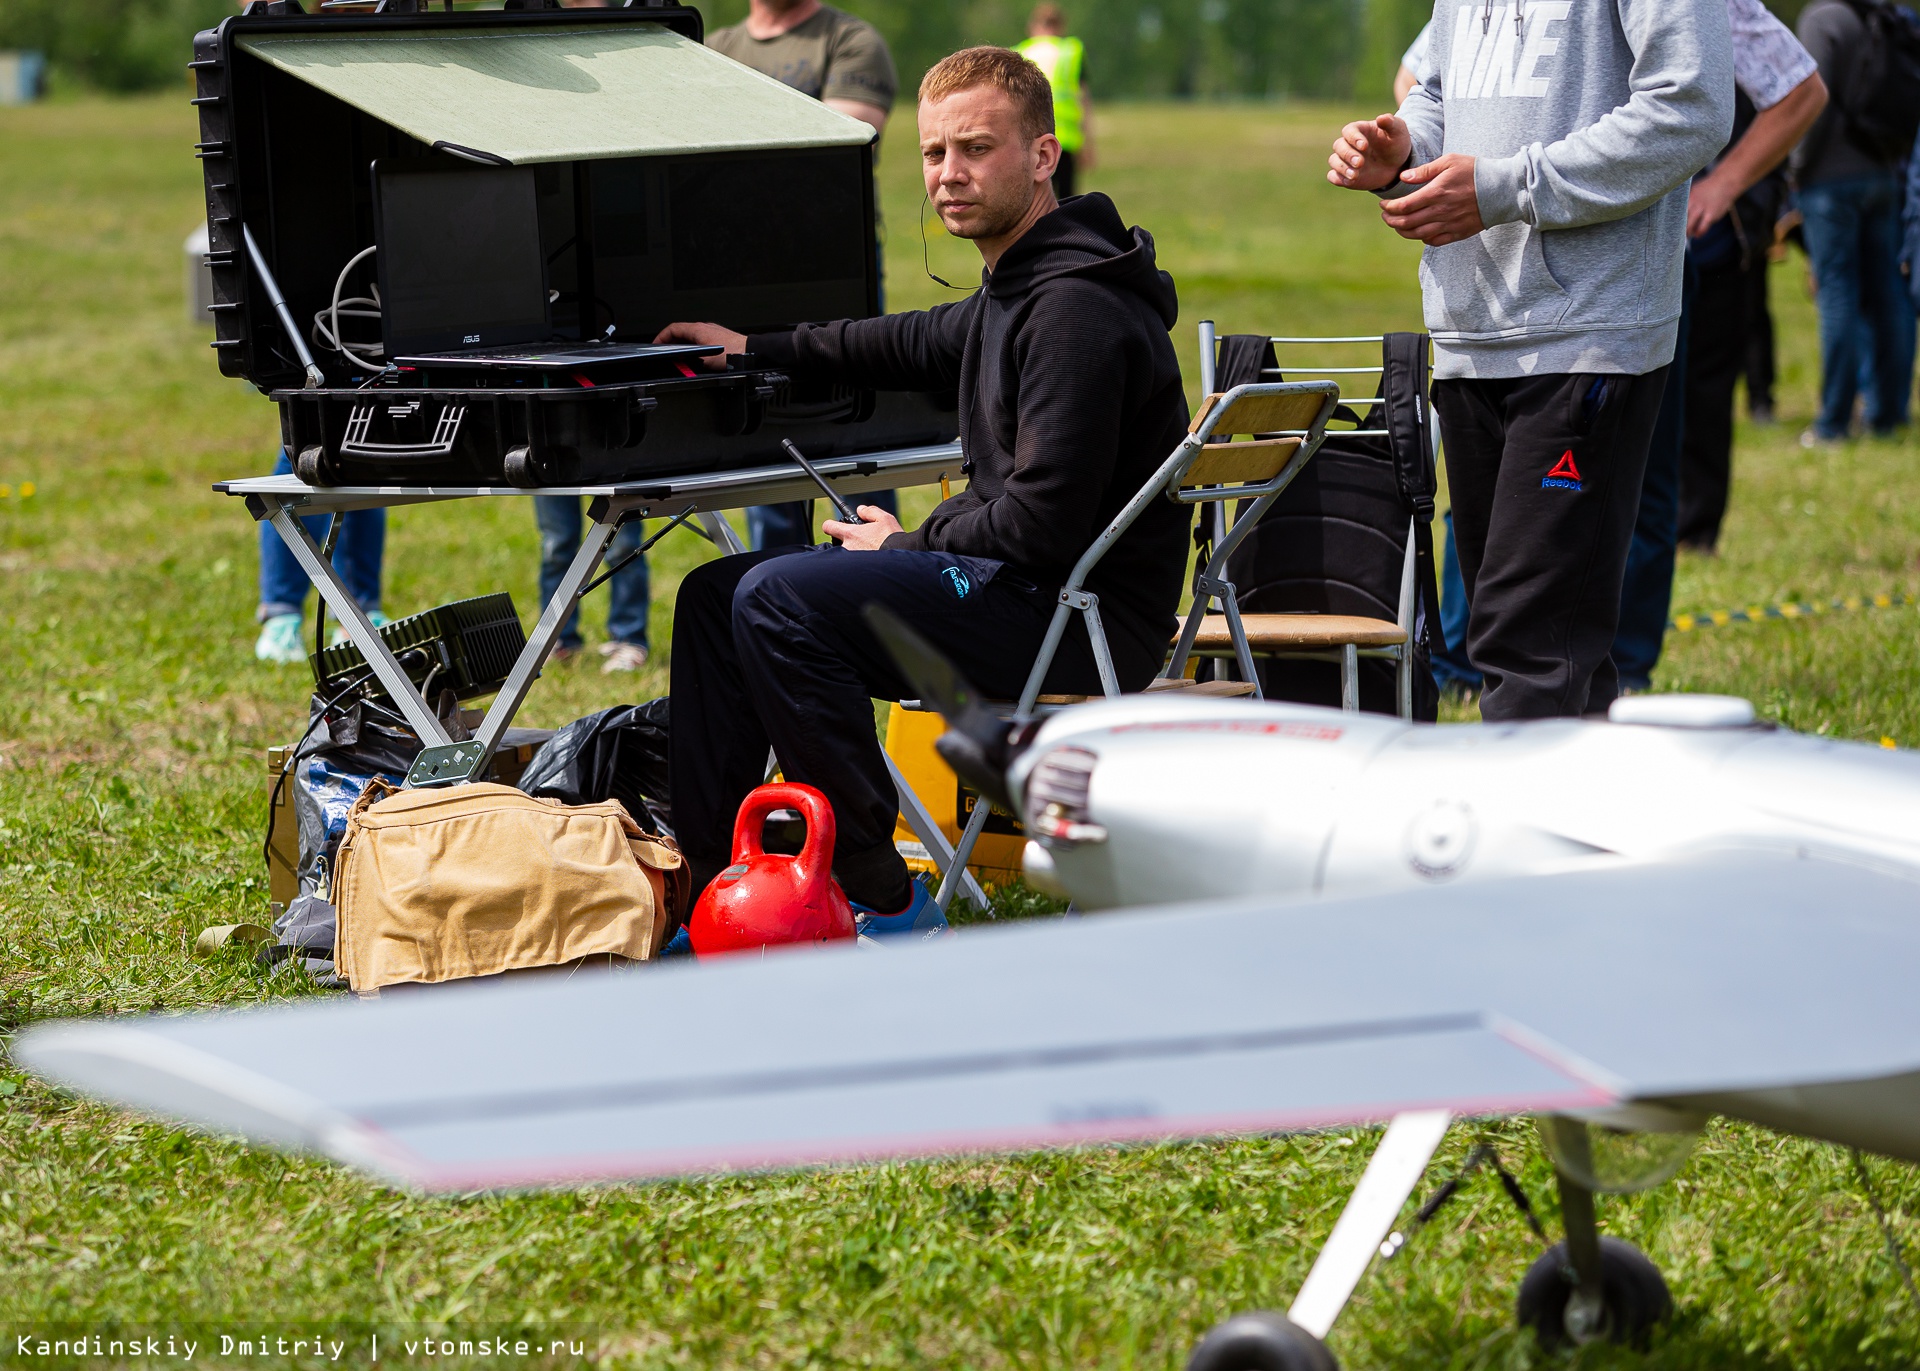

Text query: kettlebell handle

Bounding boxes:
[730,782,838,898]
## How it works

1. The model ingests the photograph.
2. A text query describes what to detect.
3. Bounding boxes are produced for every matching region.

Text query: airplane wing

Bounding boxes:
[16,850,1920,1192]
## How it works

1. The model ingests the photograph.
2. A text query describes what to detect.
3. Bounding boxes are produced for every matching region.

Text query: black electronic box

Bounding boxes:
[192,0,956,488]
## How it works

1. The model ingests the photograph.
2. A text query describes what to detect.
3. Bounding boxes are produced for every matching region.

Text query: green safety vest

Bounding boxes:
[1015,34,1085,154]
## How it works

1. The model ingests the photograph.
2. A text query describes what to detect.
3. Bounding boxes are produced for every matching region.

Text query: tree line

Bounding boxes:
[0,0,1808,97]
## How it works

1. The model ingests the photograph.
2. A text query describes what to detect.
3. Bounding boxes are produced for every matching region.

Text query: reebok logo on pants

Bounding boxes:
[1541,451,1584,491]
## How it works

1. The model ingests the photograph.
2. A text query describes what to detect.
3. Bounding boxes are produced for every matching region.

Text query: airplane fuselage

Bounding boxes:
[1012,696,1920,910]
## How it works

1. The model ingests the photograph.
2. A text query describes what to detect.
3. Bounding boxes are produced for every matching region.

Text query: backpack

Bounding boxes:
[1213,333,1443,722]
[1837,0,1920,161]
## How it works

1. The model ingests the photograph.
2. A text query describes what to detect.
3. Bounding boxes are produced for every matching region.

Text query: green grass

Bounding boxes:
[3,93,1920,1368]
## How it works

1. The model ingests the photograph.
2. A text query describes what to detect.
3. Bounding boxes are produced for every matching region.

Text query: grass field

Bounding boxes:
[3,92,1920,1368]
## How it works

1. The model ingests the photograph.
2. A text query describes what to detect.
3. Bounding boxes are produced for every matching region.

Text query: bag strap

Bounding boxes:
[1381,333,1437,522]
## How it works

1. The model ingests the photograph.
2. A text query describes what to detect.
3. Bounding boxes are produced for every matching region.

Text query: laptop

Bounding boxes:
[372,159,717,372]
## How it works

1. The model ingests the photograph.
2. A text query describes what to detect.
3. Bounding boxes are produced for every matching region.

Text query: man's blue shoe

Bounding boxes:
[853,879,953,942]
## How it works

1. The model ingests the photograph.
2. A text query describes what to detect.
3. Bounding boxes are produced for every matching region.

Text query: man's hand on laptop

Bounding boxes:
[653,322,746,370]
[824,506,902,551]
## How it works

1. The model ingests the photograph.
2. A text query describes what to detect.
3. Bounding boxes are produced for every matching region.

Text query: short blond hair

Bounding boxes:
[918,46,1055,143]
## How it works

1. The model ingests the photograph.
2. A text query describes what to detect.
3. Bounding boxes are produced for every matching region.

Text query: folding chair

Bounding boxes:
[927,379,1340,907]
[1166,326,1439,719]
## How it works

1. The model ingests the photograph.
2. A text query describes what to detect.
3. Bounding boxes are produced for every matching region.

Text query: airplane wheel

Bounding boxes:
[1186,1312,1337,1371]
[1517,1238,1671,1350]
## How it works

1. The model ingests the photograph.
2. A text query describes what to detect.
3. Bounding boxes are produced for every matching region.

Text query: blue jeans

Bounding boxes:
[1613,256,1696,690]
[536,496,650,649]
[748,489,899,550]
[1430,511,1482,692]
[258,449,384,619]
[1800,174,1917,437]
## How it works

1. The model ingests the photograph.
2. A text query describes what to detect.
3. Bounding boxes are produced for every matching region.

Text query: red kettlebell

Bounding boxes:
[688,783,857,955]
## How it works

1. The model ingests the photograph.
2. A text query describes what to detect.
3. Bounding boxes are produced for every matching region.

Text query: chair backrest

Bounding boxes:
[1209,331,1441,720]
[1174,381,1338,499]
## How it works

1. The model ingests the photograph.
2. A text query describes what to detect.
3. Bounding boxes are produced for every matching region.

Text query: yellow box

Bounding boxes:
[885,703,1026,887]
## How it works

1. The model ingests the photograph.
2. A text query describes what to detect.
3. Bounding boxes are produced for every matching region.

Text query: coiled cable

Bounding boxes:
[311,245,384,368]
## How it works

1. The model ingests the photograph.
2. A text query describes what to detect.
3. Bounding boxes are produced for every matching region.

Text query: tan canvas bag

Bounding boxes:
[331,781,687,992]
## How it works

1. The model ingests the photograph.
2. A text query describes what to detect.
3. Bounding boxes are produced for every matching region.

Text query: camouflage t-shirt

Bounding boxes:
[707,5,898,112]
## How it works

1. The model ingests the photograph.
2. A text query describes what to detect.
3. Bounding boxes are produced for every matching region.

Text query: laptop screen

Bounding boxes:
[375,162,548,357]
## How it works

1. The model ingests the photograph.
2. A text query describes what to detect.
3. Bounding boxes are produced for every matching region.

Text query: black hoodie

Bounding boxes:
[747,193,1191,678]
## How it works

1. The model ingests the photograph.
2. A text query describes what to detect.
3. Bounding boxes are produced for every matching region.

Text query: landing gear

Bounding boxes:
[1517,1237,1671,1349]
[1518,1166,1671,1349]
[1186,1312,1337,1371]
[1185,1112,1455,1371]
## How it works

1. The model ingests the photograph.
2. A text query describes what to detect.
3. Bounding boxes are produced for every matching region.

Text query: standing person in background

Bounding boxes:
[1613,0,1825,698]
[254,448,386,663]
[1016,4,1094,199]
[1743,222,1782,425]
[1669,7,1824,559]
[1331,0,1732,720]
[709,0,902,551]
[1393,21,1433,106]
[534,500,651,671]
[1792,0,1918,447]
[1905,131,1920,312]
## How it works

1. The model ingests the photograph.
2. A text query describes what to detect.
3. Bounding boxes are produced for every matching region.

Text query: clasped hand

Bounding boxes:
[823,507,902,550]
[1329,114,1485,248]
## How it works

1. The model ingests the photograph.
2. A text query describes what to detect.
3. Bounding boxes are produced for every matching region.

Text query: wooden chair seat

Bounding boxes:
[1192,613,1405,652]
[1036,678,1256,706]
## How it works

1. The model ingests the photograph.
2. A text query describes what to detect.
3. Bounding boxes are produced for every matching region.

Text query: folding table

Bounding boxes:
[218,441,991,909]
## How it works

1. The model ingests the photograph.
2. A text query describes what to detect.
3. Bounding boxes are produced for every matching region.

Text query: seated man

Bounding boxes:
[655,45,1188,934]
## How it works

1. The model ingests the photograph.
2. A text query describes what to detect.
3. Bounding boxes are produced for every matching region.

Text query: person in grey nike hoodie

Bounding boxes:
[1328,0,1733,719]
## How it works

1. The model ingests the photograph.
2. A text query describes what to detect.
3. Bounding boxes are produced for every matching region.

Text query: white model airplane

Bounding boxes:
[17,614,1920,1369]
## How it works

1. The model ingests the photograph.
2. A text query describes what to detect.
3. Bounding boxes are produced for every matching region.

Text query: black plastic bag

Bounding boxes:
[517,699,672,836]
[288,705,422,898]
[264,892,342,986]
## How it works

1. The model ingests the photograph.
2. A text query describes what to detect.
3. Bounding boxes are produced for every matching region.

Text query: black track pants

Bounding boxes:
[1677,263,1749,550]
[1433,368,1669,720]
[668,545,1160,908]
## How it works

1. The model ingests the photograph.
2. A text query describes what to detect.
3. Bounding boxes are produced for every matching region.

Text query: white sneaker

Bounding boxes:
[599,642,649,673]
[254,613,306,664]
[327,609,391,648]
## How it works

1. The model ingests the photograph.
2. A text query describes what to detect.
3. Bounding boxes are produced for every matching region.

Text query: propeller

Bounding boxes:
[863,603,1021,811]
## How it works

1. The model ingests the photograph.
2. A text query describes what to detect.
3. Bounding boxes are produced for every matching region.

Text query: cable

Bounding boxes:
[262,665,379,883]
[920,193,974,293]
[310,245,384,369]
[313,514,344,667]
[578,508,698,599]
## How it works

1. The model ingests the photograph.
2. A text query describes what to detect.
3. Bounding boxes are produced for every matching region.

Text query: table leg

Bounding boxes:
[460,512,623,781]
[937,800,994,913]
[697,510,747,556]
[263,501,452,748]
[886,753,991,914]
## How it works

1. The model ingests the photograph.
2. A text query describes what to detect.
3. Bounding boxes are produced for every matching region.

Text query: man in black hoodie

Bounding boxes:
[655,45,1188,933]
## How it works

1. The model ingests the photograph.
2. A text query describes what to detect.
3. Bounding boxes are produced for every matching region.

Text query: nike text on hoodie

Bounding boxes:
[1397,0,1735,379]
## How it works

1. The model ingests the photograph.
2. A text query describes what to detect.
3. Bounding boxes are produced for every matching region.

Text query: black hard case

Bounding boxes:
[192,1,956,487]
